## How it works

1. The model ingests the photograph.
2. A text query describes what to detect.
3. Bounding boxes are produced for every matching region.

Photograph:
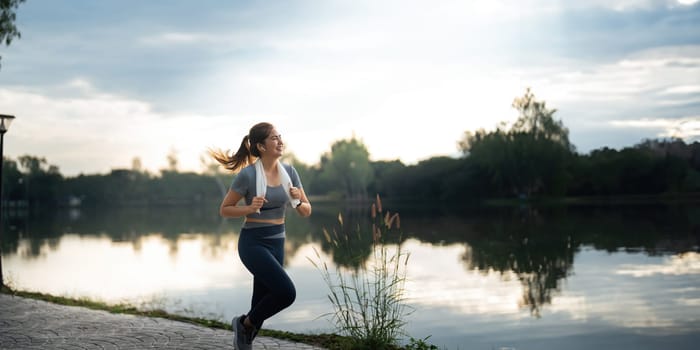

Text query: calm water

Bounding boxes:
[2,201,699,350]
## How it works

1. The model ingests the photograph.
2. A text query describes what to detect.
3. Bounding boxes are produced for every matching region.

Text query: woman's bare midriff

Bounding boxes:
[244,217,285,225]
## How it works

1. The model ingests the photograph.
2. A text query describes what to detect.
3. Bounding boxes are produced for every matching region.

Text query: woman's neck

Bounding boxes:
[260,156,280,171]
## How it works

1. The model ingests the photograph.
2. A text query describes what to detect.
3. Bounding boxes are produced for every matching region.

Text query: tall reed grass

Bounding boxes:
[309,195,428,350]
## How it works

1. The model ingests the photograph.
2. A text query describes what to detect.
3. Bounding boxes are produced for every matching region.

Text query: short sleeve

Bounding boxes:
[230,169,250,196]
[288,165,303,189]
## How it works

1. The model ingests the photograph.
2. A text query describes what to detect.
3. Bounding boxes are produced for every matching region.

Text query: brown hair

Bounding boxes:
[210,122,274,172]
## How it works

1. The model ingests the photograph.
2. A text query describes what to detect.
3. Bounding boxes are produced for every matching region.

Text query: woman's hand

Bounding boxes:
[220,190,267,218]
[289,186,302,200]
[249,196,266,214]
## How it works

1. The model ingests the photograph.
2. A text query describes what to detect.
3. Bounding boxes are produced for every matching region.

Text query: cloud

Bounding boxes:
[609,117,700,140]
[0,80,257,176]
[661,85,700,94]
[139,32,213,45]
[3,0,700,172]
[523,44,700,119]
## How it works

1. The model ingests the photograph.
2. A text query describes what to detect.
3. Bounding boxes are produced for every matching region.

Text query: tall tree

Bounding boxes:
[511,88,572,151]
[320,137,374,199]
[0,0,25,69]
[460,88,574,197]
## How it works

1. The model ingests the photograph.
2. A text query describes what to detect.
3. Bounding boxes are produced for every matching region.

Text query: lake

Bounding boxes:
[2,200,699,350]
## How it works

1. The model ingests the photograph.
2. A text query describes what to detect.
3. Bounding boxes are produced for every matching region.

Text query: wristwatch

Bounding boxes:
[295,201,303,208]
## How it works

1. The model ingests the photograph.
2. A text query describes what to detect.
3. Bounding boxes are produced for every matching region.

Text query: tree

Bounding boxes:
[368,160,405,198]
[568,140,696,196]
[16,155,63,206]
[165,147,178,173]
[200,152,228,197]
[511,88,573,151]
[282,152,317,196]
[459,126,512,196]
[460,88,574,197]
[18,155,63,177]
[0,0,25,69]
[2,156,22,202]
[320,137,374,199]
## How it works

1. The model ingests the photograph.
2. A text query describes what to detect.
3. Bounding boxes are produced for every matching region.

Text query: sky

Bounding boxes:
[1,0,699,176]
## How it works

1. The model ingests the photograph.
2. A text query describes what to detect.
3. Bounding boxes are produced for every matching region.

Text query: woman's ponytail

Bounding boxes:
[210,135,254,173]
[210,122,273,172]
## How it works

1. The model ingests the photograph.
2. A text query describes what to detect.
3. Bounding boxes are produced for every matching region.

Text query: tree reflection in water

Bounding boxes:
[369,202,698,317]
[459,206,576,316]
[3,200,698,318]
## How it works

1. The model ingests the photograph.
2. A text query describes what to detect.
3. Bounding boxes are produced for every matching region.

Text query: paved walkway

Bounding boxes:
[0,293,326,350]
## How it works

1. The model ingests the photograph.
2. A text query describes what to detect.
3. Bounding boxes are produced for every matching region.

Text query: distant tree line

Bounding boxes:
[2,156,223,209]
[299,88,700,202]
[3,88,700,209]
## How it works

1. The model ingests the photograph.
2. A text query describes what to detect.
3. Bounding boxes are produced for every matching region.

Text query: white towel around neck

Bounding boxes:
[254,159,301,211]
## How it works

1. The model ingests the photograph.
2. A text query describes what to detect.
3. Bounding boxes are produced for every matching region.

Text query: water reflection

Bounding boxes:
[396,202,698,317]
[6,233,244,302]
[460,211,577,316]
[2,201,699,349]
[402,240,524,315]
[616,252,700,277]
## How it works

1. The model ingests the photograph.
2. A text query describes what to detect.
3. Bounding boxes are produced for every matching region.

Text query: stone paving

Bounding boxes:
[0,293,326,350]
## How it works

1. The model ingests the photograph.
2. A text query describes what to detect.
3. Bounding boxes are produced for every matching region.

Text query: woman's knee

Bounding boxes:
[280,283,296,307]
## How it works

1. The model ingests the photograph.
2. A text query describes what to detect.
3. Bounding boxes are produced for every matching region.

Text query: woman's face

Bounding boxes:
[260,128,284,157]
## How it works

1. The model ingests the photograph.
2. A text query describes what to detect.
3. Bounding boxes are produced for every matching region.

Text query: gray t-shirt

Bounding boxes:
[230,163,303,227]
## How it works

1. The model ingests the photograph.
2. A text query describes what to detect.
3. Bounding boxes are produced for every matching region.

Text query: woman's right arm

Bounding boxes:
[219,189,264,218]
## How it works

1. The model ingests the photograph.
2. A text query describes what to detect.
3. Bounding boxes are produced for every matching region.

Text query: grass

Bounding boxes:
[308,195,438,350]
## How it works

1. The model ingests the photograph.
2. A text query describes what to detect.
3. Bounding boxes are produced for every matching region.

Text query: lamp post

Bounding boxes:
[0,114,15,289]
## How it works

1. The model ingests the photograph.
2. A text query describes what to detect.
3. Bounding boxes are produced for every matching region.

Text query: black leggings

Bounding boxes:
[237,224,296,330]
